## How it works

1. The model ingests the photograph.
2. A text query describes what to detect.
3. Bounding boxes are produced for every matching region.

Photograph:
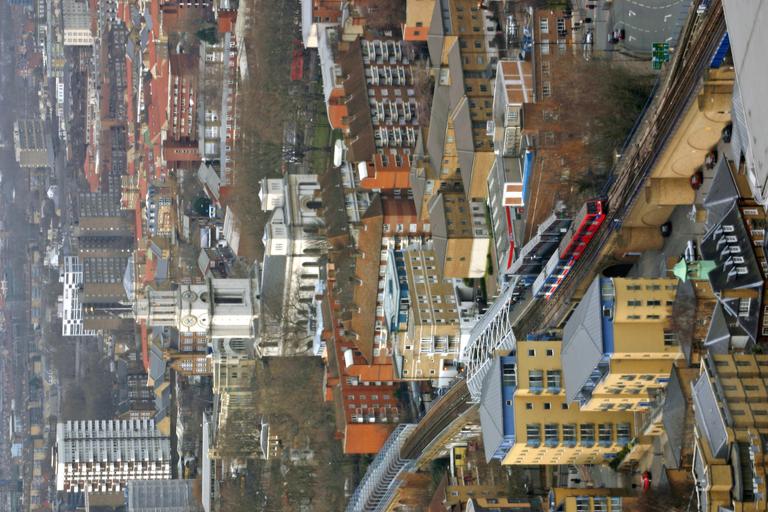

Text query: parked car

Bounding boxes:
[704,150,718,169]
[722,122,733,143]
[690,169,704,189]
[642,471,652,492]
[660,221,673,237]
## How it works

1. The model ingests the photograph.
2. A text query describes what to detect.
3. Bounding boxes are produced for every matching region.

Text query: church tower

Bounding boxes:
[135,276,260,339]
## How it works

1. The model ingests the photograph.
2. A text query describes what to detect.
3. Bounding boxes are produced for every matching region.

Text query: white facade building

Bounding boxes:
[62,0,93,46]
[258,175,325,357]
[55,419,171,492]
[59,256,96,336]
[134,277,260,339]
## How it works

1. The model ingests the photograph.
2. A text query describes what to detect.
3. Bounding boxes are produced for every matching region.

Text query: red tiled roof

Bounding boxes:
[343,423,395,454]
[141,321,149,370]
[217,10,236,33]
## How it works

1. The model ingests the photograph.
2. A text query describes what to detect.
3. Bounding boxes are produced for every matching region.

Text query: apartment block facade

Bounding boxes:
[692,353,768,511]
[55,420,171,493]
[562,277,684,413]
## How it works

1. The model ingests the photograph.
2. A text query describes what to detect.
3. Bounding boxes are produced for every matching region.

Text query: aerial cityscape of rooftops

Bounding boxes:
[0,0,764,509]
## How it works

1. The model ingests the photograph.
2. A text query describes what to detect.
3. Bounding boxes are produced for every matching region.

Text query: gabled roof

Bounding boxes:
[701,202,764,293]
[703,302,731,354]
[345,197,384,364]
[703,157,739,226]
[426,0,444,66]
[562,278,605,402]
[340,41,375,164]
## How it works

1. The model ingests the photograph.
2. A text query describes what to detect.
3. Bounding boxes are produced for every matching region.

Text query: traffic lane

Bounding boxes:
[627,204,705,278]
[612,0,690,54]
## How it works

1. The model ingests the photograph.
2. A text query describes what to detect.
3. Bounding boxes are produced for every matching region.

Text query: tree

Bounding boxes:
[365,0,407,30]
[196,26,219,45]
[193,196,212,216]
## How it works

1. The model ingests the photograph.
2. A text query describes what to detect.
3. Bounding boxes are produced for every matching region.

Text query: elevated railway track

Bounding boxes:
[514,0,727,334]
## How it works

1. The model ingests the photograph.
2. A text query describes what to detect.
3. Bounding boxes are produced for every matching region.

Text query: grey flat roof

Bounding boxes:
[478,356,505,463]
[126,479,199,511]
[692,367,729,460]
[562,278,605,402]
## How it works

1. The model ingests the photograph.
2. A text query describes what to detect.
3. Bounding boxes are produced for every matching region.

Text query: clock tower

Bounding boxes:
[135,276,260,339]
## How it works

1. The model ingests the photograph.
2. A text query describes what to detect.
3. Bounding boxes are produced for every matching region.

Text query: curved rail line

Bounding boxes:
[515,0,726,334]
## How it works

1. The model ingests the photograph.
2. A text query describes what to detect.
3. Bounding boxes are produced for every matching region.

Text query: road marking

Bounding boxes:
[664,14,671,22]
[628,9,636,16]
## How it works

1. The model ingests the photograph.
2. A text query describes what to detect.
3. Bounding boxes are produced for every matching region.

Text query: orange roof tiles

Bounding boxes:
[343,423,395,454]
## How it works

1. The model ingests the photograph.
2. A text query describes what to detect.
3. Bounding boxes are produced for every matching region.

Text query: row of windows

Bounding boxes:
[526,422,631,448]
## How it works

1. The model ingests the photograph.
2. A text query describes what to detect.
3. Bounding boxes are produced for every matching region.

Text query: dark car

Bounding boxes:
[660,221,672,237]
[722,123,733,143]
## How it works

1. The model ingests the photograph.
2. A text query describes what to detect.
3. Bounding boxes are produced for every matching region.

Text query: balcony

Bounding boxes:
[503,127,522,157]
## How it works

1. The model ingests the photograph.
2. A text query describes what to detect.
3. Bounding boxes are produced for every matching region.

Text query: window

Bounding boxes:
[579,424,595,447]
[627,300,642,307]
[542,81,551,97]
[611,497,622,510]
[544,423,559,447]
[546,370,562,392]
[627,284,641,291]
[593,497,608,512]
[541,40,550,55]
[502,363,516,386]
[663,330,678,346]
[528,370,544,392]
[563,424,576,447]
[617,423,631,445]
[528,349,536,357]
[646,314,661,320]
[544,403,551,410]
[628,315,641,320]
[526,424,541,447]
[575,497,590,512]
[647,300,661,306]
[546,349,555,357]
[739,298,751,317]
[562,402,569,410]
[526,402,533,410]
[598,423,613,446]
[539,18,549,34]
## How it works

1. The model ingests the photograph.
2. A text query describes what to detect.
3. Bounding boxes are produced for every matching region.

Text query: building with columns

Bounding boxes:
[259,174,325,356]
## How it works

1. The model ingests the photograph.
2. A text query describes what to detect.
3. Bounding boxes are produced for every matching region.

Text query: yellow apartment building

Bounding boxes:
[692,353,768,511]
[398,242,462,382]
[478,344,635,467]
[562,276,684,413]
[546,488,636,512]
[409,0,496,277]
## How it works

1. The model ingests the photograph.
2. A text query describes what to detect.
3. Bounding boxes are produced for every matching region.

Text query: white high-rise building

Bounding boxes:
[55,420,171,493]
[134,276,260,339]
[59,256,96,336]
